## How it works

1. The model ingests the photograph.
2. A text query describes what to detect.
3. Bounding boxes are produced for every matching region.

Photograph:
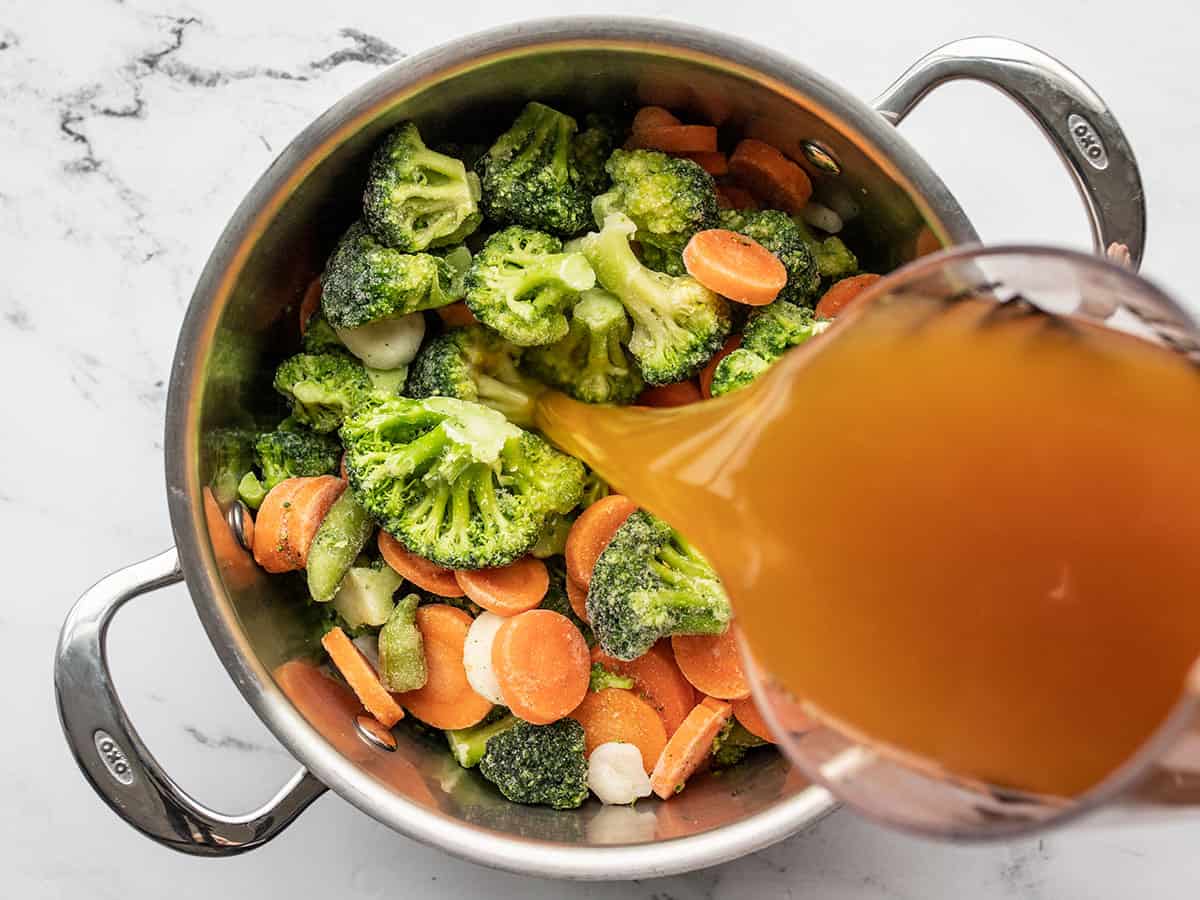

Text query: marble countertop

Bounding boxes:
[7,0,1200,896]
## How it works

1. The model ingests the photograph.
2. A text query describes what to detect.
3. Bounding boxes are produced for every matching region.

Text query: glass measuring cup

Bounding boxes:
[745,243,1200,838]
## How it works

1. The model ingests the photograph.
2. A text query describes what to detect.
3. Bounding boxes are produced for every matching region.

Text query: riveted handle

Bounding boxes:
[874,36,1146,268]
[55,548,326,855]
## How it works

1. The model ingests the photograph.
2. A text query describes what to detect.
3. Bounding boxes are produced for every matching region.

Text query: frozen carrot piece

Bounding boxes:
[650,696,732,799]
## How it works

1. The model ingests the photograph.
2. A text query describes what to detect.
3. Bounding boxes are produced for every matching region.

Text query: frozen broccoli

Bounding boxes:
[719,208,820,305]
[710,301,830,398]
[301,313,344,354]
[205,427,256,506]
[794,218,859,282]
[592,149,718,275]
[587,509,732,660]
[711,718,768,768]
[580,468,611,508]
[446,713,518,768]
[572,112,621,196]
[476,102,594,236]
[321,222,462,329]
[406,325,545,427]
[363,123,482,252]
[273,352,371,433]
[478,718,590,809]
[589,662,634,692]
[580,212,730,385]
[523,288,644,404]
[530,512,573,559]
[339,396,584,569]
[463,226,596,347]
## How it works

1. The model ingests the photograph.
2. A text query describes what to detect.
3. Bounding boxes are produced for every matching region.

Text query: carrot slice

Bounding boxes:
[565,494,639,588]
[729,138,813,215]
[455,556,549,616]
[571,688,668,774]
[396,605,492,729]
[298,277,322,334]
[593,641,696,737]
[629,124,719,154]
[636,380,702,408]
[632,105,682,133]
[492,609,590,724]
[716,184,758,211]
[650,696,732,799]
[252,476,343,573]
[378,531,464,597]
[677,151,728,176]
[683,229,788,306]
[731,695,777,743]
[815,273,882,318]
[322,626,406,728]
[436,301,479,328]
[671,629,752,700]
[566,574,590,623]
[699,334,742,399]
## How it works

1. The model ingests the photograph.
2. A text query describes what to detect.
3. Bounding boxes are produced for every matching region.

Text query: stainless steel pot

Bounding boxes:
[55,18,1147,880]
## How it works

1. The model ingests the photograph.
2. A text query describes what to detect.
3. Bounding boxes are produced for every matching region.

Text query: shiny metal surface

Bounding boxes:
[872,36,1146,267]
[56,17,1148,878]
[54,549,327,855]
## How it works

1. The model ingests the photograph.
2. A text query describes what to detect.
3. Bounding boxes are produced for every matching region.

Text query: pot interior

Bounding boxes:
[186,32,951,850]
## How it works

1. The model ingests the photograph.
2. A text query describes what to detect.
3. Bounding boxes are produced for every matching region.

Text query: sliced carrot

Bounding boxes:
[322,626,406,728]
[677,151,728,176]
[632,105,682,133]
[699,334,742,399]
[204,486,257,591]
[683,229,788,306]
[396,605,492,729]
[571,688,668,774]
[716,184,758,211]
[566,574,590,623]
[732,696,777,744]
[299,277,322,334]
[729,138,813,215]
[436,301,479,328]
[593,641,696,737]
[815,273,882,318]
[565,494,639,588]
[650,696,732,799]
[636,380,702,408]
[671,629,752,700]
[629,124,719,154]
[492,609,590,724]
[454,556,549,616]
[252,476,343,573]
[378,531,465,597]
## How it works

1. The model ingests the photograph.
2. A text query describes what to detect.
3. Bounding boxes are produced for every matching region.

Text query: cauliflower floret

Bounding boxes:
[587,741,653,805]
[463,612,506,705]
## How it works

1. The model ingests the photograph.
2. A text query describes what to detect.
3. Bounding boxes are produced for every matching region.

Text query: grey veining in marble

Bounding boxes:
[7,0,1200,897]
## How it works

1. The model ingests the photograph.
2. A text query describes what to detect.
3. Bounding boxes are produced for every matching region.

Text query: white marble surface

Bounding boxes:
[7,0,1200,896]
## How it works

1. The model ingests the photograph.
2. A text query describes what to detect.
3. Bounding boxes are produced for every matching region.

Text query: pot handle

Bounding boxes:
[54,547,327,855]
[872,36,1146,269]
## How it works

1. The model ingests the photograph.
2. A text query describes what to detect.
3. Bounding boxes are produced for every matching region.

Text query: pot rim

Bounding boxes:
[164,16,973,879]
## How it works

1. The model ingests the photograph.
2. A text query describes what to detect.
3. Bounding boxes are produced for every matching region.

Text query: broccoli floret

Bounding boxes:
[204,427,256,506]
[572,112,621,196]
[363,123,482,252]
[593,149,718,274]
[719,209,820,305]
[340,396,584,569]
[301,313,345,353]
[476,102,594,236]
[587,509,732,660]
[378,593,427,692]
[711,718,768,768]
[478,719,589,809]
[406,325,545,427]
[590,662,634,692]
[710,302,830,398]
[539,557,594,645]
[530,512,573,559]
[446,713,518,768]
[252,420,343,489]
[320,222,462,329]
[581,468,610,508]
[273,352,371,432]
[463,226,596,347]
[795,222,858,281]
[580,212,730,385]
[523,288,644,404]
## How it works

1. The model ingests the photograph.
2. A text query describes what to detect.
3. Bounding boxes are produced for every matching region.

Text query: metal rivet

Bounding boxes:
[800,140,841,175]
[225,500,252,551]
[355,715,397,752]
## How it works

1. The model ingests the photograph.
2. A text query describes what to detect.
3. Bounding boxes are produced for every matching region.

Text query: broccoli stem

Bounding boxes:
[446,714,518,768]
